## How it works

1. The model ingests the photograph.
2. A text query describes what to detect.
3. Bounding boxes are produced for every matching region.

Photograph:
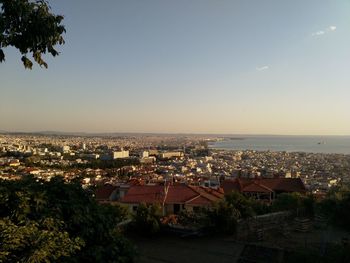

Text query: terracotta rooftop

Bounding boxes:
[222,178,306,194]
[120,185,223,206]
[242,182,273,193]
[95,184,117,200]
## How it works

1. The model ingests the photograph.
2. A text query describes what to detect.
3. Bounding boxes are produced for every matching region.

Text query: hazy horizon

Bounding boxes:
[1,129,350,137]
[1,0,350,135]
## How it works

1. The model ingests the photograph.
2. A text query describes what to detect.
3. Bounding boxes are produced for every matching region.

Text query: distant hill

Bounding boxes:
[0,130,223,138]
[0,130,257,137]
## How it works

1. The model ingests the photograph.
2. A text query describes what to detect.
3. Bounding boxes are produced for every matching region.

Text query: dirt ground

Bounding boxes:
[258,225,350,250]
[132,235,244,263]
[130,225,350,263]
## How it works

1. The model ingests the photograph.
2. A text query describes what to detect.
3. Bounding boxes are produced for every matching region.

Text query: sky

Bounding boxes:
[1,0,350,135]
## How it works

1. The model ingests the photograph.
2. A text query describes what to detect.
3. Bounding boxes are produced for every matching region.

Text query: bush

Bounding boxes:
[251,201,272,215]
[271,192,316,217]
[0,176,135,263]
[132,203,162,236]
[177,210,204,227]
[225,191,256,219]
[272,193,302,212]
[317,184,350,230]
[203,201,240,234]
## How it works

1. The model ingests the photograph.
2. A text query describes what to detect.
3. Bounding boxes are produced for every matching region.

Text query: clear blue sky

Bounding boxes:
[1,0,350,135]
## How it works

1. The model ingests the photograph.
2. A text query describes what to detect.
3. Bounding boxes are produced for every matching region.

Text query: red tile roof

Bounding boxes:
[95,184,117,200]
[188,186,224,202]
[120,185,223,206]
[127,178,144,186]
[186,195,213,206]
[242,182,273,193]
[259,178,306,192]
[165,185,200,204]
[222,178,306,194]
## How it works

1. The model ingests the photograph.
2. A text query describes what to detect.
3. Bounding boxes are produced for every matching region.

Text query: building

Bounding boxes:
[95,184,132,203]
[140,151,149,158]
[222,178,306,201]
[120,184,224,215]
[158,151,183,159]
[83,153,100,159]
[61,145,70,153]
[113,150,129,159]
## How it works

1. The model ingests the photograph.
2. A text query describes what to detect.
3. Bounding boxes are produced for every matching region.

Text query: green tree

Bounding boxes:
[132,203,162,236]
[0,218,83,262]
[204,200,240,234]
[272,193,303,213]
[271,192,316,217]
[0,176,135,263]
[0,0,65,68]
[317,183,350,230]
[225,191,256,219]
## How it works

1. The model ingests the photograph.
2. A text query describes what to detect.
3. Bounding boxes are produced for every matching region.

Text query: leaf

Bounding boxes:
[21,56,33,70]
[0,49,5,62]
[1,0,66,68]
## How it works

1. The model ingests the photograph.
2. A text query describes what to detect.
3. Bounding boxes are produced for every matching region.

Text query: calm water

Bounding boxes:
[208,136,350,154]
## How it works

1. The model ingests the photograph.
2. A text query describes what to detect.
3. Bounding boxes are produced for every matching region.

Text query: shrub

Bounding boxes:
[132,203,162,236]
[204,201,240,234]
[0,176,134,263]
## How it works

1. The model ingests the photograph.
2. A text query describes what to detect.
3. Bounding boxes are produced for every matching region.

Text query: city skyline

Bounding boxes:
[1,0,350,135]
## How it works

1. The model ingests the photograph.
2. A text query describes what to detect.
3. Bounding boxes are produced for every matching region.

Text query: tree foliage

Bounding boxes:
[179,192,262,235]
[204,200,240,234]
[0,218,83,262]
[0,0,65,68]
[132,203,162,236]
[272,193,303,213]
[272,192,316,217]
[317,183,350,230]
[0,176,135,263]
[225,191,257,219]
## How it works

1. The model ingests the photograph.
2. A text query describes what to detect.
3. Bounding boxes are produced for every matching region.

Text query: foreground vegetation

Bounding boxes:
[0,176,134,263]
[1,175,349,262]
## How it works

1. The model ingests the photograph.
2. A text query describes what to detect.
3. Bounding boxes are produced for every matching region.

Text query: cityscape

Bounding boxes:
[1,132,350,262]
[1,0,350,263]
[1,133,350,194]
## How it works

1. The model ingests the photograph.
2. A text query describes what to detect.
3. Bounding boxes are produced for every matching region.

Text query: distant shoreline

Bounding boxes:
[208,136,350,155]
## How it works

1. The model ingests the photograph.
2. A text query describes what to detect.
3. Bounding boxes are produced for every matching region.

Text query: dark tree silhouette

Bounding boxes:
[0,0,65,69]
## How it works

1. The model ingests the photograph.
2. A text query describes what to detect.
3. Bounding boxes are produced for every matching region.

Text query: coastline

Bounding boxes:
[208,135,350,155]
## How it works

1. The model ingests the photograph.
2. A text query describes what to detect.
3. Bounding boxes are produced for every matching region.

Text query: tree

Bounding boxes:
[132,203,162,236]
[318,183,350,230]
[225,191,256,219]
[0,176,135,263]
[271,192,316,217]
[0,218,83,262]
[204,200,240,234]
[0,0,65,69]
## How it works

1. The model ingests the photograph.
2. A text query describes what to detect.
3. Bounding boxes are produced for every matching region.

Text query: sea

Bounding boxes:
[208,135,350,155]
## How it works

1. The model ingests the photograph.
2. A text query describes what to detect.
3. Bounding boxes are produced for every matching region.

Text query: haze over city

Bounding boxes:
[1,0,350,135]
